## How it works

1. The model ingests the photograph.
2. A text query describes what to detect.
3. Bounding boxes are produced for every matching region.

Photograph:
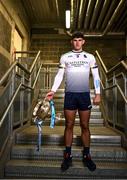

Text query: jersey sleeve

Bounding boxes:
[51,55,65,92]
[90,55,100,94]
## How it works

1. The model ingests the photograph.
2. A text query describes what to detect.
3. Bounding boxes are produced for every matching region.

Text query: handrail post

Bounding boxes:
[9,68,15,136]
[105,78,109,124]
[46,65,49,89]
[48,65,51,89]
[113,72,117,128]
[125,74,127,137]
[28,74,32,123]
[20,71,25,126]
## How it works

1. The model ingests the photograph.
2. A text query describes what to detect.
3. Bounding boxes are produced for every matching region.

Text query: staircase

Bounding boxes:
[4,90,127,179]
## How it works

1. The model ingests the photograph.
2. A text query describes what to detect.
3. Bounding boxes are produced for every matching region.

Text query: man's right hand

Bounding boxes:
[45,91,55,101]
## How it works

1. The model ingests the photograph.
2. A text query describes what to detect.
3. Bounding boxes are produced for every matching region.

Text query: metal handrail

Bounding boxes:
[0,61,17,85]
[108,60,127,73]
[95,50,127,73]
[0,51,41,127]
[116,83,127,103]
[121,61,127,70]
[0,83,22,127]
[30,51,41,73]
[0,82,35,128]
[101,81,127,104]
[0,61,29,86]
[32,63,42,89]
[95,50,127,103]
[95,50,108,73]
[0,50,42,175]
[0,51,41,86]
[95,50,127,139]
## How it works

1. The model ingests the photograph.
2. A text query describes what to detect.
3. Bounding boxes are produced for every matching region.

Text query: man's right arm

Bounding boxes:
[46,68,65,100]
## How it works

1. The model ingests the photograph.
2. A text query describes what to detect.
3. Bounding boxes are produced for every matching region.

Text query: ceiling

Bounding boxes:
[21,0,127,36]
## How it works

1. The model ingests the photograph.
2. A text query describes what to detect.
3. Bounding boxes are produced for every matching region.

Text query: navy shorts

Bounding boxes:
[64,92,92,111]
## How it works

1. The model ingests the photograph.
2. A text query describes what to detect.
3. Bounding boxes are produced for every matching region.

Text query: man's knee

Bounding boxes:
[65,121,74,129]
[80,121,89,131]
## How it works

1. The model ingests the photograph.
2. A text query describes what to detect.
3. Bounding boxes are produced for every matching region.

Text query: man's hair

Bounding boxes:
[71,31,85,40]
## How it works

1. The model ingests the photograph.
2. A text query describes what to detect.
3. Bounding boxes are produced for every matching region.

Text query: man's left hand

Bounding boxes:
[93,94,101,105]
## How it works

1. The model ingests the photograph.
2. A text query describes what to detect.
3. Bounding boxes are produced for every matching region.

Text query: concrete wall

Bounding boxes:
[31,34,126,69]
[0,0,30,80]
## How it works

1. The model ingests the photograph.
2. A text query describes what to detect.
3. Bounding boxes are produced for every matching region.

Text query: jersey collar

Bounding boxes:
[72,50,83,53]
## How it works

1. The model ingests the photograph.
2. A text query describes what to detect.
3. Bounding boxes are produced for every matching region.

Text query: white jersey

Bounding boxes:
[51,50,100,94]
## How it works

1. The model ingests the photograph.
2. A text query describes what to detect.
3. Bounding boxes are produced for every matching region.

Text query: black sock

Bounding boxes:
[83,147,90,156]
[65,146,71,154]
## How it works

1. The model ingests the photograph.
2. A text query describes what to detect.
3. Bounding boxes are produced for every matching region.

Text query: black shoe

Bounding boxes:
[61,152,72,171]
[83,154,96,171]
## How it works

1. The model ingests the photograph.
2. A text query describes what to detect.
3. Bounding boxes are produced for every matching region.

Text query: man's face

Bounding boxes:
[71,38,85,51]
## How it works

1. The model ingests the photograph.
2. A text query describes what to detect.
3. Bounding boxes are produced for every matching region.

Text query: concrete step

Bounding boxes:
[55,111,102,117]
[15,126,121,147]
[36,117,104,127]
[5,159,127,179]
[74,111,101,118]
[32,111,103,124]
[11,144,127,162]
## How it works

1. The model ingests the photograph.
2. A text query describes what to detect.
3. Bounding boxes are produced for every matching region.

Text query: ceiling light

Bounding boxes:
[65,10,70,29]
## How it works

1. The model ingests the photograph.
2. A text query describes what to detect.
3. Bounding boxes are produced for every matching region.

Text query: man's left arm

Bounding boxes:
[91,61,101,105]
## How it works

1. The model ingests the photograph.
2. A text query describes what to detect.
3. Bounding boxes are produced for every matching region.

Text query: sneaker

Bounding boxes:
[83,154,96,171]
[61,151,72,171]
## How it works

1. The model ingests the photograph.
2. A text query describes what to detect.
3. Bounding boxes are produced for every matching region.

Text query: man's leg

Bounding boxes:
[79,110,91,147]
[79,110,96,171]
[61,109,76,171]
[64,110,77,146]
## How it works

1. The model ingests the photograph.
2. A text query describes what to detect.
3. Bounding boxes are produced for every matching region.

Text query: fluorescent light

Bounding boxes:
[66,10,70,29]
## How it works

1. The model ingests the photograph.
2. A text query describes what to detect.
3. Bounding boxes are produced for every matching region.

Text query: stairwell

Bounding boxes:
[4,89,127,179]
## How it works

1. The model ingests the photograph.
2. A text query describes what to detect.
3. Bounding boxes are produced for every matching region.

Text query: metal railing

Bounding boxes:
[95,50,127,137]
[0,51,42,164]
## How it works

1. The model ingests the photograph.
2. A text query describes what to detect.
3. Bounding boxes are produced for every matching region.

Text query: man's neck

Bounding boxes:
[72,49,83,53]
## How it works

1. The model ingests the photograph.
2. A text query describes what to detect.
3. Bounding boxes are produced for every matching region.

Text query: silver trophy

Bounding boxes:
[33,99,51,121]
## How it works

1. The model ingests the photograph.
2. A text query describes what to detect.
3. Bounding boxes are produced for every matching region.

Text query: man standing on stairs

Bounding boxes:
[46,31,101,172]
